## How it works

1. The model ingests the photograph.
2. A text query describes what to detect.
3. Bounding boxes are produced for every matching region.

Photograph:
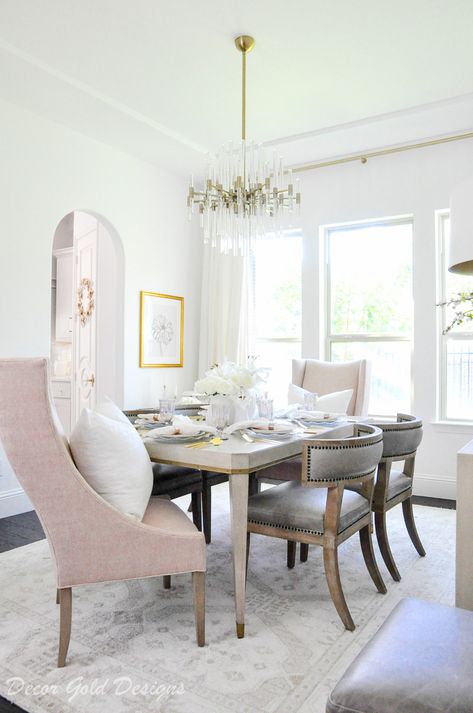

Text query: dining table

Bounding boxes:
[144,421,352,639]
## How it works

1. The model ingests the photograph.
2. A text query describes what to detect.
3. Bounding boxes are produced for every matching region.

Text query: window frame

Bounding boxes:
[437,209,473,424]
[323,215,414,416]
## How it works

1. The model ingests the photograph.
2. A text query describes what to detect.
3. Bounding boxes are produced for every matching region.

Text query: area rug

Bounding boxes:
[0,486,455,713]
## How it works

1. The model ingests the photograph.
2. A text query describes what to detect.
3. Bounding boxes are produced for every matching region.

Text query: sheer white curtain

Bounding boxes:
[198,243,253,375]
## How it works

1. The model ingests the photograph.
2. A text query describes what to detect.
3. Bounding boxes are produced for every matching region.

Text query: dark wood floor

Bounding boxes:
[0,496,456,713]
[0,510,45,553]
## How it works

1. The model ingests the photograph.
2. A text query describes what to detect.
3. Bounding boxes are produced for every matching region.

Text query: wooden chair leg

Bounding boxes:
[375,511,401,581]
[287,541,296,569]
[192,571,205,647]
[402,497,426,557]
[191,492,202,532]
[246,533,251,579]
[202,486,211,545]
[57,588,72,668]
[56,588,60,604]
[300,543,309,562]
[249,474,259,496]
[323,546,355,631]
[359,524,387,594]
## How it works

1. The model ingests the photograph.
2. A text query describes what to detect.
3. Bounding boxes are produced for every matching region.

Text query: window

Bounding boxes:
[324,218,413,416]
[253,231,303,404]
[438,211,473,422]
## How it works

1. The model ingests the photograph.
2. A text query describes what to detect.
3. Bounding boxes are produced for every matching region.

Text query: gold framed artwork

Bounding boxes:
[139,291,184,368]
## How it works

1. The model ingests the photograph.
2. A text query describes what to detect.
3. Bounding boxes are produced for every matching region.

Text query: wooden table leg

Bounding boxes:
[229,471,249,638]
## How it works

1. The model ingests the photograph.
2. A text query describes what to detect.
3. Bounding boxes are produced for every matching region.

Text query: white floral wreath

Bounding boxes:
[77,277,95,327]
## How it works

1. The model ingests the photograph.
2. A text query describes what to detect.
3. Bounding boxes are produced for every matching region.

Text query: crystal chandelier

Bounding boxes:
[187,35,301,254]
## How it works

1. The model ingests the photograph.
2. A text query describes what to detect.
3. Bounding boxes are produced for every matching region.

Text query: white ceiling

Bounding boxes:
[1,0,473,173]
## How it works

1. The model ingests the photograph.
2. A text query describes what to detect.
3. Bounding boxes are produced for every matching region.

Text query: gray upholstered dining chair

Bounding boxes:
[258,358,372,563]
[0,359,206,666]
[247,424,386,630]
[367,413,425,581]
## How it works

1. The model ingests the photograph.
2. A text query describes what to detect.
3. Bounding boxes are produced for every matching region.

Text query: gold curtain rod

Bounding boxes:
[292,130,473,173]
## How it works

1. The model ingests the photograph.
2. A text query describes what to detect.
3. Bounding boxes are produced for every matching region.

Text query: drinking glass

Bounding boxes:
[159,398,176,425]
[257,396,274,422]
[209,400,230,438]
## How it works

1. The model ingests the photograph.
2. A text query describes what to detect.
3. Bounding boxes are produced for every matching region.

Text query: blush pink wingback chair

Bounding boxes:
[0,359,206,666]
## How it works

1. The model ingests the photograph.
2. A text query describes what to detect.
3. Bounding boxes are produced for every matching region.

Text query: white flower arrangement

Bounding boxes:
[195,359,268,397]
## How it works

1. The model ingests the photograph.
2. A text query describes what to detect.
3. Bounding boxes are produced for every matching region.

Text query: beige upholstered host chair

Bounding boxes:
[292,358,371,417]
[0,359,206,666]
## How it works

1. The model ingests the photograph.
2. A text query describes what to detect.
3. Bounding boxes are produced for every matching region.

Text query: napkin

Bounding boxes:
[135,413,161,425]
[274,405,344,421]
[296,410,345,421]
[224,418,291,435]
[145,415,217,439]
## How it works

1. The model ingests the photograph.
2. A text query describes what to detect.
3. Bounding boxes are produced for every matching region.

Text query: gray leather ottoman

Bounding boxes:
[327,598,473,713]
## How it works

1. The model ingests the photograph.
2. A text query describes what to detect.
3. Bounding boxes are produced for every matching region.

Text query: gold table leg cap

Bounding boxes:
[236,622,245,638]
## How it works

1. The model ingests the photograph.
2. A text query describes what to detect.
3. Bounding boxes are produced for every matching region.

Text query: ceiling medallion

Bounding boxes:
[187,35,301,254]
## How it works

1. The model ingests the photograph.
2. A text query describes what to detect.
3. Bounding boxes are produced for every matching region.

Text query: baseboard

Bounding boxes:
[413,473,456,501]
[0,487,33,518]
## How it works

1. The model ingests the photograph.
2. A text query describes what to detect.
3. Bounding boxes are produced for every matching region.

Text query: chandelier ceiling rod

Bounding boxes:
[234,35,255,142]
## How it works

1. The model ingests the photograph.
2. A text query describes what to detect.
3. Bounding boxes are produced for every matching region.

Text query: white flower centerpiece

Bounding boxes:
[195,359,268,424]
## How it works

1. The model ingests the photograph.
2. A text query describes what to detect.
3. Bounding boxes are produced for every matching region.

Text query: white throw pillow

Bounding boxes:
[95,396,131,425]
[288,383,353,414]
[69,407,153,520]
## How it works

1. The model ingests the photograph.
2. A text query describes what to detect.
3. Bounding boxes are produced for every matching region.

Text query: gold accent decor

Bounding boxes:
[76,277,94,327]
[139,291,184,368]
[187,35,301,253]
[292,130,473,173]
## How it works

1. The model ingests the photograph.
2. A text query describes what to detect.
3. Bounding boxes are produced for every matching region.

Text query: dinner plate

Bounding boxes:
[297,414,344,424]
[149,430,209,443]
[135,421,167,430]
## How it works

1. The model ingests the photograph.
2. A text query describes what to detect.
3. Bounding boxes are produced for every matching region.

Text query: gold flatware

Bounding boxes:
[185,437,223,449]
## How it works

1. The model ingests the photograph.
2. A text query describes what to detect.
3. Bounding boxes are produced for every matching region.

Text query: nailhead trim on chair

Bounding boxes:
[248,518,324,536]
[306,437,383,452]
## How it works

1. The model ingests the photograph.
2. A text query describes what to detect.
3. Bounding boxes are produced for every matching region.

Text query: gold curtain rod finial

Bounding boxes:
[235,35,255,54]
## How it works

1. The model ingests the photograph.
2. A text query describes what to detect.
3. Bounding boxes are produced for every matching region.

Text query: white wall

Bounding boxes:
[0,98,202,516]
[298,138,473,499]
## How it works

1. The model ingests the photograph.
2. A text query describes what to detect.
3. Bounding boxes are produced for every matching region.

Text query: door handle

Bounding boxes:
[86,374,95,386]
